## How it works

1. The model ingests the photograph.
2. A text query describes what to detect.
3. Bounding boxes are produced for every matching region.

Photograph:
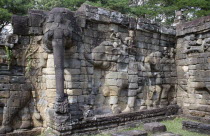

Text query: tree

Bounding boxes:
[1,0,210,29]
[85,0,131,14]
[0,0,33,33]
[130,0,210,24]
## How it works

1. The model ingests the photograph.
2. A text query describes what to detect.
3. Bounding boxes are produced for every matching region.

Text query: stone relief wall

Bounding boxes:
[0,38,42,133]
[0,4,179,135]
[176,16,210,118]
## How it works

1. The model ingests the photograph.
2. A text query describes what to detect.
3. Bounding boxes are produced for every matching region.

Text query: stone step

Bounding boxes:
[112,130,148,136]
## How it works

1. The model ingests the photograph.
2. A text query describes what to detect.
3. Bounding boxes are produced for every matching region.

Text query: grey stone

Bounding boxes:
[144,122,167,133]
[29,27,43,35]
[12,15,29,35]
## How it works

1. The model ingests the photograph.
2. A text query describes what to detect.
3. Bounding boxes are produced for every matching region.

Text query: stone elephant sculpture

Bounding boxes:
[0,8,74,134]
[85,40,139,114]
[142,50,175,109]
[0,82,32,134]
[43,8,73,114]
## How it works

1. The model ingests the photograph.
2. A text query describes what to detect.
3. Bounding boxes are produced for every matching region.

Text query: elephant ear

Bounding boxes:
[63,29,73,50]
[43,30,53,53]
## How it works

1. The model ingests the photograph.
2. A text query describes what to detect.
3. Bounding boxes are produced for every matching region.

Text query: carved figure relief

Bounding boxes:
[85,30,140,114]
[184,35,210,54]
[0,83,32,134]
[141,48,175,110]
[183,35,210,92]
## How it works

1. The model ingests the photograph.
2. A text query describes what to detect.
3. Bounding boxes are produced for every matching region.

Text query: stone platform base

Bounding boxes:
[49,105,179,136]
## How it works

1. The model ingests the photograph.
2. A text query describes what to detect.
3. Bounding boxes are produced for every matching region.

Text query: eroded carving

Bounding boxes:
[0,83,32,134]
[0,34,18,48]
[141,48,176,110]
[85,30,141,114]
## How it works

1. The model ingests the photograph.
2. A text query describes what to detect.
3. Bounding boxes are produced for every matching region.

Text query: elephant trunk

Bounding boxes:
[52,39,65,101]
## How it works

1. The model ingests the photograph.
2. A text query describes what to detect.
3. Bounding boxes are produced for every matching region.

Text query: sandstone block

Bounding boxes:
[127,97,135,107]
[46,80,56,89]
[68,96,78,104]
[67,89,82,96]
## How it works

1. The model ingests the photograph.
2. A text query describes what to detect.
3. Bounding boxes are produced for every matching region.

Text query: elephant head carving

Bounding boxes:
[85,41,121,70]
[43,8,74,114]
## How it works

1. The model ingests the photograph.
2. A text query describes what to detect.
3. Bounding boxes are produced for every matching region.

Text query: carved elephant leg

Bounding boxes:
[52,39,68,114]
[123,90,137,113]
[153,85,162,108]
[20,106,31,129]
[146,86,155,109]
[109,93,120,114]
[0,91,31,134]
[0,107,14,134]
[159,84,171,107]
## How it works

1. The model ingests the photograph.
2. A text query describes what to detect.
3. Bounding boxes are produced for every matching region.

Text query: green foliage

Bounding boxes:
[86,0,130,14]
[89,118,208,136]
[2,0,210,28]
[63,0,87,11]
[161,117,208,136]
[35,0,63,10]
[0,0,33,31]
[130,0,210,24]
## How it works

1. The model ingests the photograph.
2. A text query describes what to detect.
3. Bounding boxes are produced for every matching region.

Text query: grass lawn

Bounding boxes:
[161,117,209,136]
[89,117,209,136]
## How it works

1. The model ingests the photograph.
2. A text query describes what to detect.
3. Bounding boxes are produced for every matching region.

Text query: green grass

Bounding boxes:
[161,117,209,136]
[90,117,209,136]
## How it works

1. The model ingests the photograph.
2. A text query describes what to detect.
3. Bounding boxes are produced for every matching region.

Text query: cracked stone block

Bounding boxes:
[144,122,167,133]
[112,130,147,136]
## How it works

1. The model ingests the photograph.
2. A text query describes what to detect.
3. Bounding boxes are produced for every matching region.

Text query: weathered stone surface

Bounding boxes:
[182,121,210,135]
[2,3,183,136]
[144,122,167,133]
[12,15,29,35]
